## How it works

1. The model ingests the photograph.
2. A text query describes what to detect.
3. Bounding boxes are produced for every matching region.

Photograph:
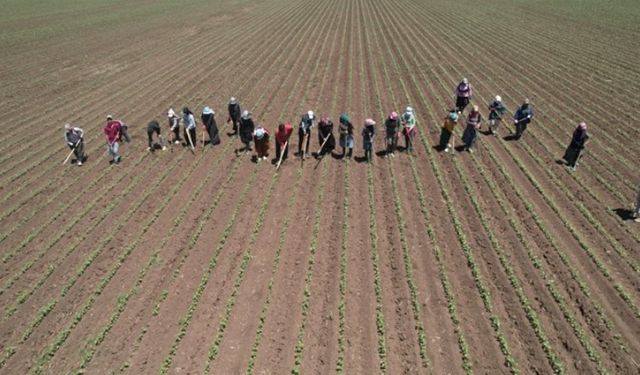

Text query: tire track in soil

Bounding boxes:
[398,2,636,374]
[202,0,345,373]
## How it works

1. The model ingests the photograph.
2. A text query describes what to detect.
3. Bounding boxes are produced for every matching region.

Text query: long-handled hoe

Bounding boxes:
[185,128,195,154]
[276,140,288,171]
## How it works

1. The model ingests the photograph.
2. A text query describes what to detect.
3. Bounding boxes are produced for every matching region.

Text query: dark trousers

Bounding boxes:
[515,121,529,139]
[276,142,288,161]
[172,127,181,142]
[184,128,196,147]
[439,128,452,150]
[121,125,131,142]
[70,141,85,161]
[298,130,310,155]
[456,96,470,113]
[147,129,163,149]
[386,134,398,154]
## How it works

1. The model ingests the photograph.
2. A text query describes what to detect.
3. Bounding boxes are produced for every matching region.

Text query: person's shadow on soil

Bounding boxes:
[354,156,368,163]
[503,134,519,141]
[375,150,387,159]
[612,208,636,221]
[454,145,467,153]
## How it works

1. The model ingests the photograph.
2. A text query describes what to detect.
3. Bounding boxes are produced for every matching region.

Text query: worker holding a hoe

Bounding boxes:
[275,122,293,164]
[298,110,315,159]
[104,117,122,164]
[513,99,534,140]
[63,124,86,166]
[487,95,507,135]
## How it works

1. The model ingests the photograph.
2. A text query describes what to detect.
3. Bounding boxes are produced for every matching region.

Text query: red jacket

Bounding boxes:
[275,123,293,146]
[104,121,122,143]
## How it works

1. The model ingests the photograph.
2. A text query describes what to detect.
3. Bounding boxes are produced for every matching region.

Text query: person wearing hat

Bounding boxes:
[253,124,270,161]
[487,95,507,135]
[201,106,220,146]
[462,105,482,152]
[239,110,255,152]
[182,107,197,149]
[362,118,376,163]
[562,122,589,171]
[298,110,315,158]
[439,109,459,152]
[146,120,167,151]
[106,115,130,143]
[454,78,473,113]
[64,124,86,165]
[384,111,400,157]
[338,113,354,160]
[104,117,122,164]
[317,117,336,158]
[167,108,181,144]
[275,122,294,163]
[513,99,534,140]
[401,106,416,153]
[227,97,241,135]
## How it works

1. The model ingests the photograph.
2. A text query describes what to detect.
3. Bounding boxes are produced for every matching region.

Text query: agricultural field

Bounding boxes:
[1,0,638,373]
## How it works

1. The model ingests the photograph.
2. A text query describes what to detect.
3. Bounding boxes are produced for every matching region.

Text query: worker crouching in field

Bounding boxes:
[401,106,416,153]
[317,117,335,159]
[104,117,122,164]
[513,99,534,140]
[339,113,354,160]
[384,111,400,157]
[562,122,589,172]
[201,106,220,146]
[239,110,255,153]
[275,122,293,163]
[454,78,473,113]
[439,110,458,152]
[64,124,86,165]
[462,105,482,153]
[253,125,270,161]
[182,107,197,149]
[146,120,166,151]
[487,95,506,135]
[168,108,181,144]
[362,118,376,163]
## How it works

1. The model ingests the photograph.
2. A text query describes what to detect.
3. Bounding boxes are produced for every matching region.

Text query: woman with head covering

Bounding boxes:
[317,117,336,158]
[167,108,181,144]
[454,78,473,113]
[439,109,458,152]
[182,107,197,149]
[487,95,507,135]
[239,110,255,152]
[298,110,315,158]
[462,105,482,152]
[253,124,270,161]
[401,106,416,153]
[275,122,294,163]
[201,106,220,146]
[339,113,354,159]
[362,118,376,163]
[562,122,589,171]
[227,97,241,135]
[513,99,534,140]
[384,111,400,157]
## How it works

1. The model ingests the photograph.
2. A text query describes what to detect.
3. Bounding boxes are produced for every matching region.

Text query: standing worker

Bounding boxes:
[253,124,270,161]
[317,117,335,159]
[487,95,507,135]
[104,116,122,164]
[339,113,354,160]
[64,124,86,166]
[106,115,130,143]
[168,108,181,144]
[275,122,293,163]
[227,97,241,135]
[239,110,255,153]
[513,99,534,140]
[384,111,400,157]
[454,78,473,114]
[562,122,589,171]
[401,106,416,153]
[201,106,221,146]
[182,107,197,149]
[439,109,459,152]
[146,120,166,151]
[298,110,315,158]
[462,105,482,153]
[362,118,376,163]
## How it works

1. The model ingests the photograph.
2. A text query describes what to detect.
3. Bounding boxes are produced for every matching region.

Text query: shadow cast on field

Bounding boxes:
[612,208,637,221]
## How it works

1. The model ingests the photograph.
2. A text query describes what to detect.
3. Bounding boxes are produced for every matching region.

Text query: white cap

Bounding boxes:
[462,78,468,84]
[308,110,314,119]
[255,128,265,138]
[495,95,501,102]
[405,106,413,113]
[64,123,71,130]
[229,97,237,104]
[241,110,251,119]
[167,108,175,117]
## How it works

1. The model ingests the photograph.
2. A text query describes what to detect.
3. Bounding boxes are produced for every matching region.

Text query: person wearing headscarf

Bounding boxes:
[227,97,241,135]
[182,107,197,149]
[201,106,220,146]
[317,117,335,158]
[462,105,482,152]
[362,118,376,163]
[487,95,507,135]
[562,122,589,171]
[64,124,86,165]
[513,99,534,140]
[454,78,473,113]
[401,106,416,153]
[253,124,270,161]
[339,113,354,159]
[384,111,400,157]
[439,109,458,152]
[298,110,315,158]
[275,122,293,162]
[239,110,255,152]
[167,108,181,144]
[146,120,166,151]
